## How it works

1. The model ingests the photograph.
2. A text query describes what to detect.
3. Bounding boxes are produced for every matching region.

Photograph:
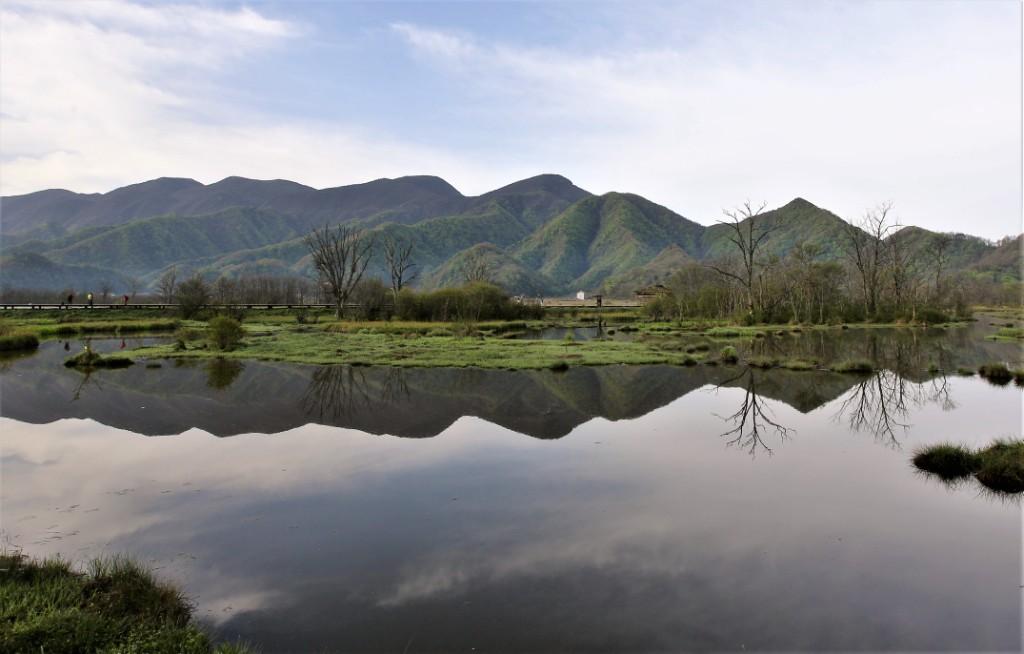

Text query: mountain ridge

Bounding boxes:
[1,175,1018,295]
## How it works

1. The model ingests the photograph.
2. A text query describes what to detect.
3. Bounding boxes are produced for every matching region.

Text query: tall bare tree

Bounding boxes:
[927,233,953,300]
[156,265,178,304]
[382,235,417,301]
[705,201,774,316]
[305,224,375,318]
[842,203,899,318]
[461,248,493,283]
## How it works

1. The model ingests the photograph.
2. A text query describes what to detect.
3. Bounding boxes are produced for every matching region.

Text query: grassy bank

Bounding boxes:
[0,552,251,653]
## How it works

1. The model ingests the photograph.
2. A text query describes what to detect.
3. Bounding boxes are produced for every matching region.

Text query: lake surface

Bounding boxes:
[1,324,1021,652]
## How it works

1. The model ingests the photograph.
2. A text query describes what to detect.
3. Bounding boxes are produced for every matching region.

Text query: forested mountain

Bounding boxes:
[0,174,1018,296]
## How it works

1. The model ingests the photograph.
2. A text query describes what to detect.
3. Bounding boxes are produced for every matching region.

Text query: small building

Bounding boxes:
[576,290,586,301]
[634,284,671,301]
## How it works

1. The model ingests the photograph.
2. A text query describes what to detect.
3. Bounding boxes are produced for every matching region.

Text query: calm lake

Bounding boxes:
[2,322,1021,652]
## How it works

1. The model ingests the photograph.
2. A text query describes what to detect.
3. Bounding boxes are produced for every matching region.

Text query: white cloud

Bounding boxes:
[0,1,498,197]
[390,5,1021,236]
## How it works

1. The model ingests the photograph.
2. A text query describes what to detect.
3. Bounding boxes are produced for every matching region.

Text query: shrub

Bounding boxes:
[176,274,210,319]
[549,360,569,372]
[207,316,244,352]
[956,367,976,376]
[720,346,738,364]
[394,283,542,322]
[917,307,950,324]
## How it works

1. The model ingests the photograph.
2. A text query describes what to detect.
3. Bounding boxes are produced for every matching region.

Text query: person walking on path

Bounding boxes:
[123,294,130,306]
[67,292,74,307]
[87,292,94,308]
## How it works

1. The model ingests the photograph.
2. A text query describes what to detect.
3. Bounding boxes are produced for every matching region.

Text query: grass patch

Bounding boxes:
[0,331,39,352]
[719,346,739,364]
[779,358,817,371]
[913,440,1024,495]
[978,363,1013,385]
[64,349,134,369]
[989,327,1024,341]
[746,355,779,369]
[912,443,980,480]
[0,552,253,653]
[976,440,1024,494]
[956,367,976,376]
[830,359,873,374]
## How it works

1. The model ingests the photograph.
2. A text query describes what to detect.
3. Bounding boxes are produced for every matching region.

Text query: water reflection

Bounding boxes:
[835,370,954,447]
[713,368,793,456]
[206,358,244,390]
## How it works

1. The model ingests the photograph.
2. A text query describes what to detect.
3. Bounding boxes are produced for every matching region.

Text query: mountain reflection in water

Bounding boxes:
[1,331,1020,652]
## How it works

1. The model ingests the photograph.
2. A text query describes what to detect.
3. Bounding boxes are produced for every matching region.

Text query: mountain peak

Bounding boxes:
[484,174,588,199]
[780,197,820,211]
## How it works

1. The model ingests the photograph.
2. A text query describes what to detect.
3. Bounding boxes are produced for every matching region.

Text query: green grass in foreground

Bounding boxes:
[912,439,1024,494]
[0,552,252,653]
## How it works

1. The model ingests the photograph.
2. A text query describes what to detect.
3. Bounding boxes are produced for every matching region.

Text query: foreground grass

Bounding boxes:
[912,439,1024,494]
[0,552,252,653]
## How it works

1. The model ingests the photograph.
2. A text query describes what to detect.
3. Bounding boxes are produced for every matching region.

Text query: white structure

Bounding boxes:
[576,290,586,301]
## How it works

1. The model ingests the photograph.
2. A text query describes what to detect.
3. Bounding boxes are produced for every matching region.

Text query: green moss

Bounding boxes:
[0,552,254,653]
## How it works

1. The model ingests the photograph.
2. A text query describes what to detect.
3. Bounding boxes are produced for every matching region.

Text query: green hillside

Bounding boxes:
[2,172,1019,296]
[700,198,851,261]
[514,192,703,291]
[44,208,305,275]
[0,252,130,293]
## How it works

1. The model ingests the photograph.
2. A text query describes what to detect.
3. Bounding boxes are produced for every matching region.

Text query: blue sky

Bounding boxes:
[1,0,1020,237]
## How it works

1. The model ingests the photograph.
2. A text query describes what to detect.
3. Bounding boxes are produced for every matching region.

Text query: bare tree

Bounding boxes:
[99,280,112,302]
[127,277,142,299]
[304,224,375,318]
[705,201,774,316]
[927,233,953,300]
[461,248,493,284]
[842,203,899,318]
[382,235,417,301]
[156,266,178,304]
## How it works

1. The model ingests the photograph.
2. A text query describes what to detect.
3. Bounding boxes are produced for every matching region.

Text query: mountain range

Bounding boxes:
[1,174,1018,295]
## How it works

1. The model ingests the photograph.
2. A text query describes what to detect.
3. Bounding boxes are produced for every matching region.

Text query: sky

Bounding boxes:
[0,0,1021,238]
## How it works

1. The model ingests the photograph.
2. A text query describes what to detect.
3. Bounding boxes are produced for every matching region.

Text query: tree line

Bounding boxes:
[646,201,1020,323]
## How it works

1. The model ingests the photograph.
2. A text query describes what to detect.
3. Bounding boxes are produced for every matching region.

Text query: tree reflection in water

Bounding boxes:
[205,358,244,390]
[835,370,954,447]
[713,367,794,457]
[303,365,372,422]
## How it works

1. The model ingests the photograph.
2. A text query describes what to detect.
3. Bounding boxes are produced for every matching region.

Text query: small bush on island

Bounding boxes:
[956,367,976,376]
[0,552,253,653]
[746,355,778,369]
[208,316,244,352]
